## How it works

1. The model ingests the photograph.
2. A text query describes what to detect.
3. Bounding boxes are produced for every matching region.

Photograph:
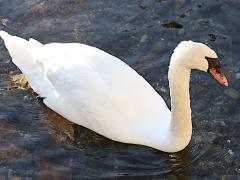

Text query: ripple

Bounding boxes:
[0,0,239,178]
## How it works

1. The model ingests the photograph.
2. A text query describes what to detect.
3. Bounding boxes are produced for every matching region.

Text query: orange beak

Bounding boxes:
[209,68,228,87]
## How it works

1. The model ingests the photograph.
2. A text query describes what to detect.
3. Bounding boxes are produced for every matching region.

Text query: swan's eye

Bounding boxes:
[205,56,222,72]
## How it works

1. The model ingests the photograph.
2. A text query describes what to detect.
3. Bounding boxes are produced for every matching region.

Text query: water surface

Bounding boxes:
[0,0,239,178]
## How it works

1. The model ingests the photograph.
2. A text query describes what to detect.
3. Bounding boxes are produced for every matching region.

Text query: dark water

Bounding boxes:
[0,0,239,178]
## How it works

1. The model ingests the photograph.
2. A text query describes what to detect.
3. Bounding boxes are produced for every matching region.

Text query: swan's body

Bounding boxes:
[0,31,227,152]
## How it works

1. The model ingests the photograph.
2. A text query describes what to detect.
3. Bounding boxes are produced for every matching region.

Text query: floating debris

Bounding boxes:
[162,21,183,29]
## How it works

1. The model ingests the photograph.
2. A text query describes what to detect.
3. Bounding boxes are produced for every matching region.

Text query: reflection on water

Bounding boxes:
[0,0,240,178]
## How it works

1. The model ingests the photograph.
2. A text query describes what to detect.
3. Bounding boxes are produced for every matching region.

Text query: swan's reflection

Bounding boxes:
[42,106,132,150]
[40,105,213,177]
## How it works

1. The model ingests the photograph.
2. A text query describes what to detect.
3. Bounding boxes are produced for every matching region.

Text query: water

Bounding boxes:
[0,0,239,178]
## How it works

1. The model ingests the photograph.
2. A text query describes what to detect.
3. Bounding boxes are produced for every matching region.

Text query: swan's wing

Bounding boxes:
[32,43,170,132]
[0,31,170,144]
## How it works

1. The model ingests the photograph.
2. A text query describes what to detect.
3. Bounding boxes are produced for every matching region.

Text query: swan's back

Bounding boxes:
[0,31,170,146]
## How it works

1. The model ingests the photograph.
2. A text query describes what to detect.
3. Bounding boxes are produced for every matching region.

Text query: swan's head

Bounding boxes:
[171,41,228,86]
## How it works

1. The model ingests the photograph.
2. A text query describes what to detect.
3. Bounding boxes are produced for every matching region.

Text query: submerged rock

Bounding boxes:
[0,144,28,164]
[162,21,183,29]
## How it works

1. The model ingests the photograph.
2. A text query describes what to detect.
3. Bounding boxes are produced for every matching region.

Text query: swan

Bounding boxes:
[0,31,228,152]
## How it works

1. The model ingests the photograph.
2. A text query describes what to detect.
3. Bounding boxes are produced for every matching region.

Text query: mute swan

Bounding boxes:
[0,31,228,153]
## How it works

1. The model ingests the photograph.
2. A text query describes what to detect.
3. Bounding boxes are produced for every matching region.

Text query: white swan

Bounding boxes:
[0,31,228,152]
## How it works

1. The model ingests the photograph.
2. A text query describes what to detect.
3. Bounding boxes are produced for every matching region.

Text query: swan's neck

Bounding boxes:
[168,64,192,147]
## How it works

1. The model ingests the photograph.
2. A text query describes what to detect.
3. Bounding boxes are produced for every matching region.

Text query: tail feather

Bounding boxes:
[0,31,50,97]
[0,31,32,67]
